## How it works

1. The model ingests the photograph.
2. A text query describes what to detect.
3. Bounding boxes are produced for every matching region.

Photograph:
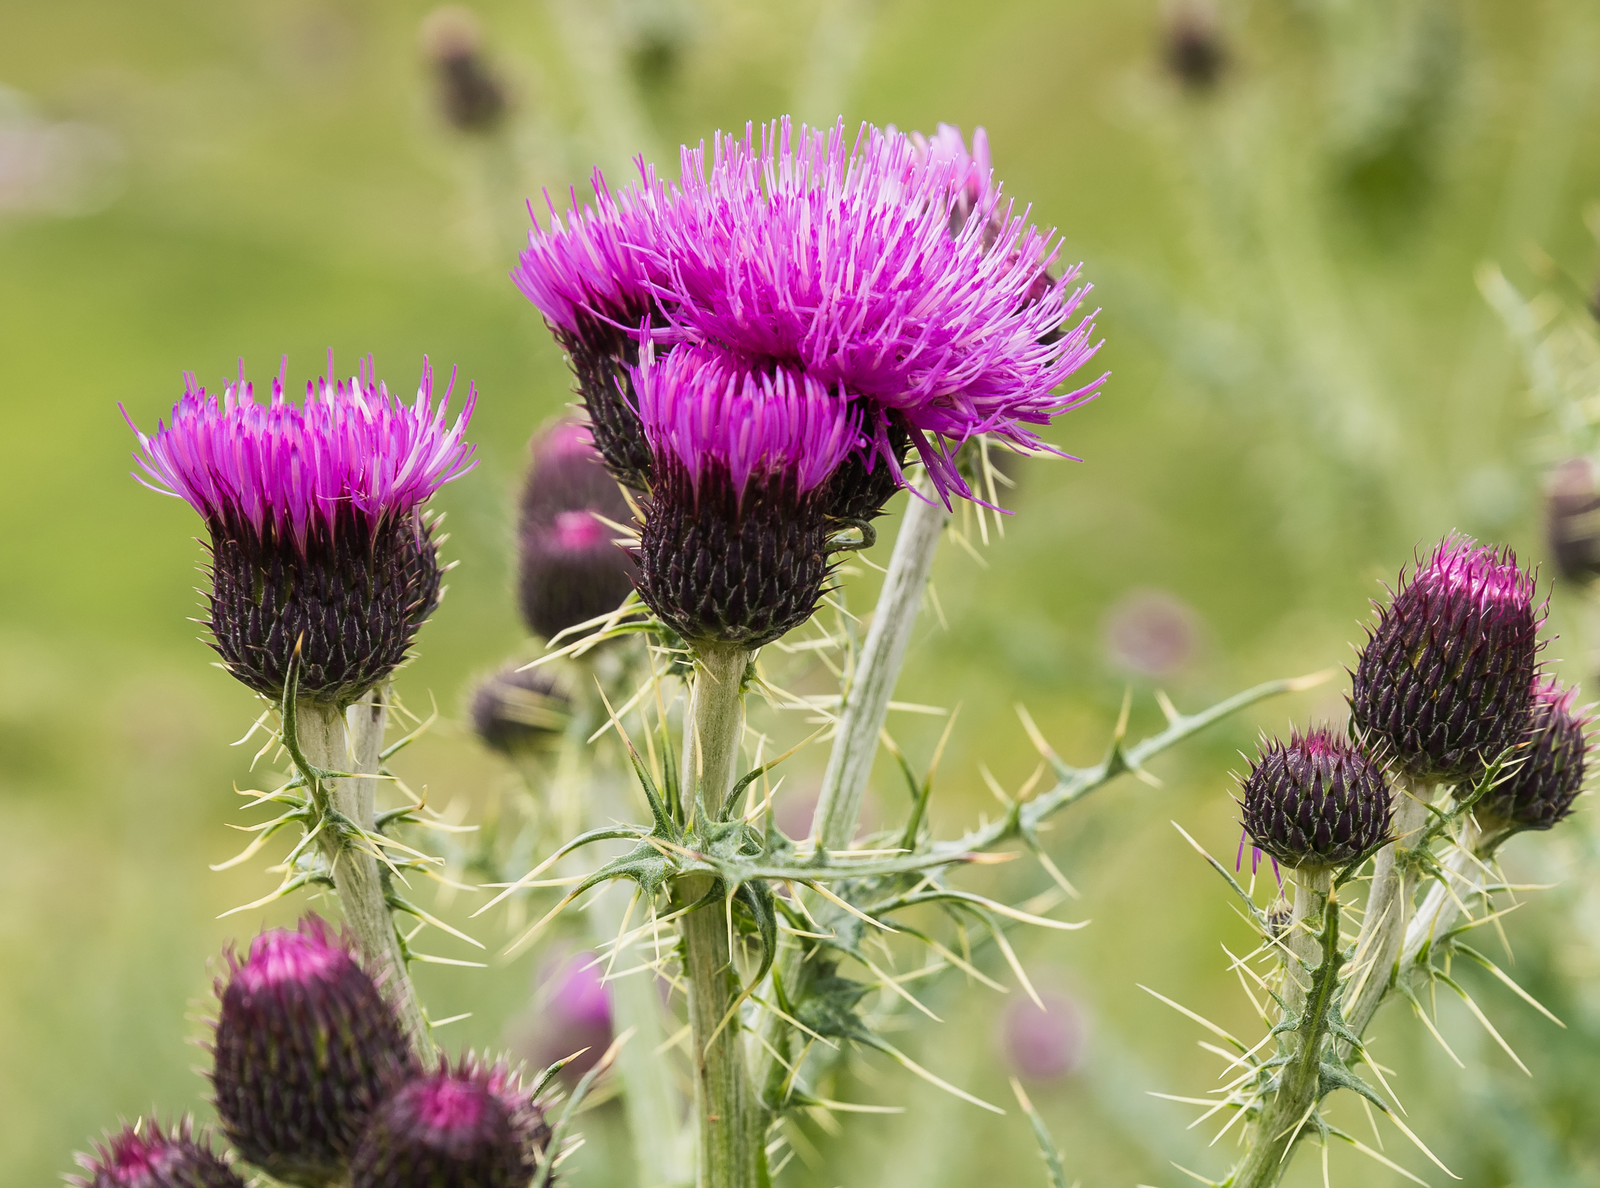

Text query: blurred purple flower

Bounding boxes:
[999,988,1086,1082]
[508,950,614,1083]
[1102,588,1200,677]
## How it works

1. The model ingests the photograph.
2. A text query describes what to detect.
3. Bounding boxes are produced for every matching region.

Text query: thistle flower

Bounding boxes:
[508,950,614,1083]
[518,420,638,641]
[1544,457,1600,584]
[1479,677,1591,832]
[70,1119,244,1188]
[469,663,571,756]
[1240,728,1392,870]
[126,357,475,707]
[348,1057,551,1188]
[211,916,416,1187]
[999,989,1085,1082]
[633,345,862,647]
[513,117,1104,511]
[1349,535,1541,785]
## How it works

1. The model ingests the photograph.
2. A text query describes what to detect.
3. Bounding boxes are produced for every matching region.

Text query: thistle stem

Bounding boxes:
[1399,813,1483,972]
[1232,867,1336,1188]
[297,693,434,1059]
[812,476,949,851]
[676,643,765,1188]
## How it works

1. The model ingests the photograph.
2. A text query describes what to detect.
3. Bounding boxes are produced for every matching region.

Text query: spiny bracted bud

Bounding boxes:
[1349,535,1542,785]
[70,1119,244,1188]
[420,6,510,135]
[469,663,571,756]
[349,1057,552,1188]
[127,356,475,708]
[1544,458,1600,584]
[518,420,639,641]
[1240,728,1392,869]
[633,345,862,648]
[211,916,417,1187]
[1480,677,1592,832]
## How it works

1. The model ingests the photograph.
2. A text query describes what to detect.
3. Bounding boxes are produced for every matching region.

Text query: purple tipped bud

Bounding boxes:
[1544,458,1600,584]
[127,358,475,707]
[211,916,416,1187]
[469,664,571,756]
[633,346,861,647]
[1480,678,1592,832]
[420,7,509,134]
[1349,535,1541,785]
[1240,728,1392,869]
[999,989,1085,1082]
[70,1120,244,1188]
[349,1058,551,1188]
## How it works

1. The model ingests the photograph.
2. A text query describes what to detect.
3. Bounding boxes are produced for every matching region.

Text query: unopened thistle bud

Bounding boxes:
[126,357,475,708]
[211,917,416,1187]
[420,7,509,134]
[70,1120,244,1188]
[518,420,639,640]
[1240,728,1392,869]
[1162,1,1228,91]
[469,664,571,756]
[633,345,862,648]
[1349,535,1541,785]
[1544,458,1600,584]
[348,1058,552,1188]
[1479,677,1591,832]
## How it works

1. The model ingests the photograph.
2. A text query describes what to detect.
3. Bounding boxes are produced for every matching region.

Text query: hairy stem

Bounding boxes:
[812,478,950,850]
[677,644,764,1188]
[298,693,434,1058]
[1232,868,1336,1188]
[1399,813,1484,972]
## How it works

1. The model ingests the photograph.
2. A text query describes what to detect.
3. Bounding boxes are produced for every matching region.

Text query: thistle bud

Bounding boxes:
[1479,677,1591,832]
[70,1120,244,1188]
[1349,535,1541,785]
[126,357,475,707]
[1163,1,1227,91]
[634,346,862,648]
[420,7,509,135]
[469,664,571,756]
[211,916,416,1187]
[1544,458,1600,584]
[348,1058,551,1188]
[509,950,614,1084]
[1240,728,1392,869]
[999,989,1085,1082]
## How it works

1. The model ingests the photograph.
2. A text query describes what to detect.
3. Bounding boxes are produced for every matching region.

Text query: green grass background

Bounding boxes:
[4,0,1600,1184]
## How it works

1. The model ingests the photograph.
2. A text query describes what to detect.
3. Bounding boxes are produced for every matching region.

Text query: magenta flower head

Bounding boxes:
[633,344,862,647]
[210,915,416,1187]
[1349,535,1542,785]
[348,1057,551,1188]
[126,357,476,707]
[999,989,1086,1083]
[510,950,614,1084]
[70,1119,244,1188]
[518,420,639,642]
[514,117,1104,514]
[468,663,571,756]
[1240,728,1392,870]
[1479,677,1592,833]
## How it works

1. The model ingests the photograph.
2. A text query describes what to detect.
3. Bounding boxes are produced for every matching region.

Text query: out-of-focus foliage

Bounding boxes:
[3,1,1600,1185]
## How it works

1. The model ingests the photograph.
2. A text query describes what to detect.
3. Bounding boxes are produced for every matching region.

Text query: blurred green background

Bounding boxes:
[4,0,1600,1184]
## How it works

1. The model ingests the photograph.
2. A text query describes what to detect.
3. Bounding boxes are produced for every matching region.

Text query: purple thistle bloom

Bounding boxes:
[633,345,862,646]
[513,116,1104,509]
[999,989,1086,1083]
[70,1119,244,1188]
[1239,728,1392,870]
[348,1057,551,1188]
[125,357,476,705]
[509,950,615,1084]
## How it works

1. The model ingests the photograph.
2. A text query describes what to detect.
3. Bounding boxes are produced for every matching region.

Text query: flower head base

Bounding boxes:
[634,346,860,646]
[1480,678,1591,832]
[1240,728,1392,870]
[1349,535,1542,785]
[469,663,571,756]
[514,117,1104,509]
[211,916,416,1188]
[128,358,475,705]
[518,420,638,641]
[348,1057,551,1188]
[71,1119,244,1188]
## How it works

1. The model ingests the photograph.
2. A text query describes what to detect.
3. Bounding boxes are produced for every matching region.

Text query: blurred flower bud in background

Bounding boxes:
[420,7,510,135]
[1545,457,1600,584]
[1161,0,1227,93]
[506,949,614,1084]
[1101,588,1201,678]
[999,986,1086,1083]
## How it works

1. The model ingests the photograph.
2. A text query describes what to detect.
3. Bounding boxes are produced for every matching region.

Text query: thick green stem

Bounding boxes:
[1399,813,1482,972]
[298,694,434,1059]
[1232,868,1336,1188]
[677,644,764,1188]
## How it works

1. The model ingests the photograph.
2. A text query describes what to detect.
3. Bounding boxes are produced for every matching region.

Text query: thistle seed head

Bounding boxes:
[211,916,416,1187]
[348,1057,551,1188]
[1480,677,1592,832]
[1240,728,1392,869]
[1349,534,1542,785]
[70,1119,244,1188]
